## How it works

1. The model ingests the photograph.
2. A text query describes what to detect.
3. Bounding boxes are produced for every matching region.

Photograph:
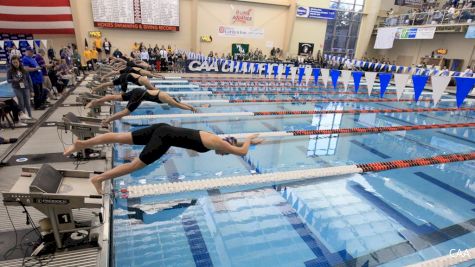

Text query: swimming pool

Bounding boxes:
[110,78,475,267]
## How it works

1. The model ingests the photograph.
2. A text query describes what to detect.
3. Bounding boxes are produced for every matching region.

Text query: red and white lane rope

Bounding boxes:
[125,152,475,197]
[123,107,475,120]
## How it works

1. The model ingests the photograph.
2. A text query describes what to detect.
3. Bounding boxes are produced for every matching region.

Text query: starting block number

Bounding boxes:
[58,213,71,224]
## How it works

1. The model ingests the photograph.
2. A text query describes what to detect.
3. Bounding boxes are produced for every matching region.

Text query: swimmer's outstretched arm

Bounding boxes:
[101,70,120,81]
[159,93,196,112]
[204,133,263,156]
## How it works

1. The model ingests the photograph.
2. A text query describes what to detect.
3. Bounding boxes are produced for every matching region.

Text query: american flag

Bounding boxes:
[0,0,74,34]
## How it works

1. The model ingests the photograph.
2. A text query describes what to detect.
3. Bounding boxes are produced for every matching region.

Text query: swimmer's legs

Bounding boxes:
[138,76,157,91]
[90,158,146,194]
[64,132,133,156]
[86,94,122,108]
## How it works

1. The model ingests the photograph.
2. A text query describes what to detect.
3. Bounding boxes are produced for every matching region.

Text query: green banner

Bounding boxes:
[232,43,249,56]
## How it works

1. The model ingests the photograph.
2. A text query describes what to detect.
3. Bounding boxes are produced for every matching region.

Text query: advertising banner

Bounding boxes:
[396,27,436,39]
[218,25,264,38]
[296,6,336,20]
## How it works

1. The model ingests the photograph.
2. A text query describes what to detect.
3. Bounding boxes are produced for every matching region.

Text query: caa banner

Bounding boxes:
[218,25,264,38]
[296,6,336,20]
[186,60,298,74]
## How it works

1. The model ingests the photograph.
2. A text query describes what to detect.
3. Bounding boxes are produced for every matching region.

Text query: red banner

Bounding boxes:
[93,22,179,31]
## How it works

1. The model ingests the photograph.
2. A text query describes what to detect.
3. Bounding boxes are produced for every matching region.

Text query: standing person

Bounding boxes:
[47,47,55,61]
[9,45,22,63]
[35,48,57,100]
[94,37,103,62]
[83,47,94,71]
[140,48,149,62]
[91,46,99,64]
[103,38,112,59]
[463,66,473,77]
[72,47,85,77]
[7,55,33,121]
[22,47,46,110]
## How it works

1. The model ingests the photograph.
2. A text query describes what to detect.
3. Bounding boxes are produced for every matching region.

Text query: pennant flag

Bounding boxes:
[412,75,429,102]
[291,67,297,84]
[304,67,312,86]
[313,68,320,86]
[321,68,330,88]
[455,77,475,107]
[250,62,255,74]
[13,40,19,48]
[277,64,284,80]
[430,76,451,105]
[273,65,279,79]
[284,66,291,79]
[352,71,363,93]
[0,40,3,49]
[330,69,340,90]
[247,62,251,73]
[365,72,378,96]
[26,40,34,49]
[254,63,259,74]
[378,73,392,98]
[264,64,270,77]
[34,40,41,48]
[341,70,352,91]
[298,67,305,85]
[394,73,410,100]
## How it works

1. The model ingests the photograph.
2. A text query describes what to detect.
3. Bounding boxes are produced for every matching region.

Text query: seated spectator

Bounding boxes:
[462,66,474,77]
[1,99,26,127]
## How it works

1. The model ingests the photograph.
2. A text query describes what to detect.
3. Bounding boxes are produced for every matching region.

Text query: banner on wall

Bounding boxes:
[296,6,336,20]
[374,27,398,49]
[465,25,475,39]
[230,5,254,25]
[231,43,249,56]
[298,43,314,56]
[396,27,436,39]
[218,25,264,38]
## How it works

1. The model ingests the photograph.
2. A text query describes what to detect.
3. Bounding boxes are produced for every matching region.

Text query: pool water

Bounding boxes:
[111,79,475,267]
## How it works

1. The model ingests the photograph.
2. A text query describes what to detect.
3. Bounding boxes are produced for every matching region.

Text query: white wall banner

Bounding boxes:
[365,72,378,96]
[374,27,398,49]
[241,62,248,73]
[431,76,451,105]
[218,25,264,38]
[396,27,436,39]
[394,73,410,100]
[230,5,254,25]
[341,70,352,91]
[320,68,330,88]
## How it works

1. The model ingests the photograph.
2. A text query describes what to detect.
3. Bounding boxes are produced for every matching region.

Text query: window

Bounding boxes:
[324,0,365,59]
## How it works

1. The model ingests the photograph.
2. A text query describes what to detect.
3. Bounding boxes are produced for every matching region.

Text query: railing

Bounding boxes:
[382,8,475,27]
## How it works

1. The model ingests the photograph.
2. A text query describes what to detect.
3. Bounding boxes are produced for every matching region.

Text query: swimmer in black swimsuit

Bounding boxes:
[92,73,157,93]
[63,123,263,194]
[101,65,163,81]
[86,88,196,127]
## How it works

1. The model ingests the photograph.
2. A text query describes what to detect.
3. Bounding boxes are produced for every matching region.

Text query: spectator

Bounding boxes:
[9,45,22,63]
[72,48,85,77]
[140,48,149,62]
[112,48,123,58]
[94,37,103,62]
[35,48,57,100]
[7,55,33,120]
[103,38,112,58]
[462,66,473,77]
[83,47,94,71]
[90,45,99,63]
[22,47,46,110]
[440,66,450,76]
[47,47,55,61]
